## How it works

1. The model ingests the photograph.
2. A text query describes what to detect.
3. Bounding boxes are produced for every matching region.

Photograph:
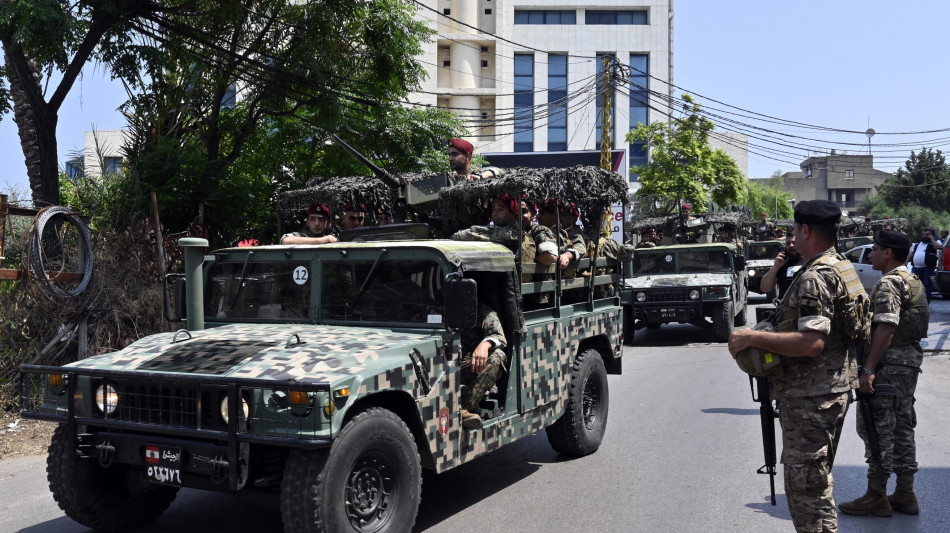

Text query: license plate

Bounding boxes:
[144,445,183,486]
[659,307,680,319]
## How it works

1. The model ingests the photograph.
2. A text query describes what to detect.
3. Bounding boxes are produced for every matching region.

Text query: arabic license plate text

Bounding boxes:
[144,445,183,486]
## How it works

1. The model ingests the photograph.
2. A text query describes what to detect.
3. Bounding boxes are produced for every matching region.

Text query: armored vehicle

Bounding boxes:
[20,167,627,533]
[622,242,748,343]
[745,240,784,300]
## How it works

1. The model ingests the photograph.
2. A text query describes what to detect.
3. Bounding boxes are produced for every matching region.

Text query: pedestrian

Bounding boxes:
[839,230,928,517]
[728,199,867,532]
[909,228,943,303]
[759,230,803,299]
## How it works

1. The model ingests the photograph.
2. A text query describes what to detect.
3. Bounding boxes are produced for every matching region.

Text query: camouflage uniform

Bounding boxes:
[858,266,929,480]
[452,225,520,252]
[563,225,589,262]
[772,247,860,532]
[523,223,558,307]
[459,304,508,412]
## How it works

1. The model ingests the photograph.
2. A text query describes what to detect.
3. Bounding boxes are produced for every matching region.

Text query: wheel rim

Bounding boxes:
[344,452,395,532]
[582,374,602,430]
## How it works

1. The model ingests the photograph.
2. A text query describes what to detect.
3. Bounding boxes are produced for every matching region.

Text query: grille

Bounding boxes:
[115,381,206,429]
[647,288,687,302]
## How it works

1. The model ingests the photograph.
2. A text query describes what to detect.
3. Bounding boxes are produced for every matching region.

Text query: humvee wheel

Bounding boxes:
[47,425,178,533]
[713,301,734,342]
[281,408,421,533]
[546,349,609,456]
[734,303,748,327]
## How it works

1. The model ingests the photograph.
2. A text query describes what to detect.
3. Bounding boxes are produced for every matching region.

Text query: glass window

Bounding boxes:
[548,54,568,152]
[206,261,312,322]
[628,54,649,182]
[322,260,444,324]
[586,10,648,25]
[845,169,854,179]
[514,54,534,152]
[514,10,577,24]
[103,157,123,175]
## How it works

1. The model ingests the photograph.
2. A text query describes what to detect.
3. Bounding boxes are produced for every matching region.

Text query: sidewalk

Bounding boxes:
[922,297,950,353]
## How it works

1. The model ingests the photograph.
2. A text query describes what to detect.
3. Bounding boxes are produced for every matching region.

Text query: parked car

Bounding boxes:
[934,246,950,298]
[843,244,881,292]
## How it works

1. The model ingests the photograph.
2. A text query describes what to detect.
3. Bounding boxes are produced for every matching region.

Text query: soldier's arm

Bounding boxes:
[860,278,902,391]
[535,228,559,265]
[480,309,507,350]
[759,253,786,293]
[729,328,826,359]
[281,234,338,245]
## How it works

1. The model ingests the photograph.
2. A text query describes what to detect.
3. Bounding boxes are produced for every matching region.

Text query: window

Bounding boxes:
[103,157,122,175]
[804,166,813,178]
[585,10,648,25]
[443,8,450,15]
[514,10,577,24]
[481,60,488,68]
[65,158,83,180]
[443,60,450,67]
[514,54,534,152]
[628,54,649,181]
[845,169,854,179]
[205,261,312,322]
[548,54,568,151]
[485,9,491,15]
[595,54,616,152]
[321,260,444,324]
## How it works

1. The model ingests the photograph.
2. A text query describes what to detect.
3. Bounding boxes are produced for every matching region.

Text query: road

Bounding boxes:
[3,297,950,532]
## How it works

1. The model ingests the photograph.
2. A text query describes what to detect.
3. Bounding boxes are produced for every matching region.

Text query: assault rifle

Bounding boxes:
[749,376,777,505]
[856,381,898,474]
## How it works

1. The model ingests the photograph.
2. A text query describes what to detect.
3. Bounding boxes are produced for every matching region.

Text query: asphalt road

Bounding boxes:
[3,298,950,533]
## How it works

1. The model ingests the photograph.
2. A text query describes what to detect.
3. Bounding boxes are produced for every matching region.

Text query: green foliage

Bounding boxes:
[861,194,950,236]
[745,173,794,220]
[626,94,745,213]
[877,148,950,212]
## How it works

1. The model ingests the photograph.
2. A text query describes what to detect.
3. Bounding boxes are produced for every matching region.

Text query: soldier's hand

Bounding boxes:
[727,328,754,357]
[558,252,572,269]
[859,373,875,394]
[472,341,491,373]
[326,235,339,243]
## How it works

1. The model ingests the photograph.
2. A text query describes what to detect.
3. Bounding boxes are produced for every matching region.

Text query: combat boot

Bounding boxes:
[839,478,892,517]
[460,409,483,430]
[888,474,919,515]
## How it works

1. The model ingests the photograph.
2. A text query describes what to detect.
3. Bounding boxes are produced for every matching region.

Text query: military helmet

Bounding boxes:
[734,321,784,377]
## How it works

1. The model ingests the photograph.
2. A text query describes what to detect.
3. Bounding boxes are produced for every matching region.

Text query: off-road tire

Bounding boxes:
[766,288,778,302]
[734,303,748,327]
[47,425,178,533]
[281,408,421,533]
[545,349,609,456]
[713,301,735,342]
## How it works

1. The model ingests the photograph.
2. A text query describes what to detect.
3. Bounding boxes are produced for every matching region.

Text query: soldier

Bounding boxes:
[280,203,339,245]
[447,138,503,182]
[728,200,865,533]
[716,223,740,247]
[537,199,587,269]
[756,212,776,240]
[342,204,366,230]
[636,228,657,248]
[459,302,508,430]
[839,230,929,517]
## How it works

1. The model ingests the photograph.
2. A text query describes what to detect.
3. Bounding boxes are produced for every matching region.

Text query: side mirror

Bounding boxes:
[734,255,746,271]
[444,273,477,329]
[164,273,187,322]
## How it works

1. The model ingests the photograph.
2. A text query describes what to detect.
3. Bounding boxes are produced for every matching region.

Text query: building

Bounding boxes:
[64,130,127,179]
[410,0,676,187]
[781,151,892,209]
[709,131,749,178]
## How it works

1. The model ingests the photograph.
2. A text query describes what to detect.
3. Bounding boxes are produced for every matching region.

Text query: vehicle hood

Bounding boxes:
[746,259,774,268]
[625,273,734,289]
[63,324,444,383]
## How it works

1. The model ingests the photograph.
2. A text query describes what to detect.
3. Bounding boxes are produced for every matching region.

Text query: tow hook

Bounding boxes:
[210,456,229,484]
[95,441,115,468]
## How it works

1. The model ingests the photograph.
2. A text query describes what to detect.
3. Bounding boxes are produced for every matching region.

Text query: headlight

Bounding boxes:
[636,292,646,302]
[220,395,250,424]
[689,289,700,300]
[748,269,756,277]
[95,384,119,416]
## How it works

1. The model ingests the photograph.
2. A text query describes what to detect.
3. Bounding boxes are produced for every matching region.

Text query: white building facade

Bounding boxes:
[411,0,675,186]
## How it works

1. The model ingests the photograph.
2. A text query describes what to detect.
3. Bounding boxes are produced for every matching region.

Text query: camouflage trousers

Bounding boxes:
[459,348,507,412]
[856,363,920,480]
[778,391,851,533]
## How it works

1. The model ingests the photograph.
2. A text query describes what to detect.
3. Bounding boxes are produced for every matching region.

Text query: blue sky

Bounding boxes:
[3,0,950,198]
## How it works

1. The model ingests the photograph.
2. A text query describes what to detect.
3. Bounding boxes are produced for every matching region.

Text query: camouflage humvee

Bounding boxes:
[622,242,748,343]
[20,167,627,533]
[745,239,784,301]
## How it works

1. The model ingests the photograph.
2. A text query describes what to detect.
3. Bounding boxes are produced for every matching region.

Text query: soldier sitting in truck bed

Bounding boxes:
[459,301,508,430]
[279,203,339,245]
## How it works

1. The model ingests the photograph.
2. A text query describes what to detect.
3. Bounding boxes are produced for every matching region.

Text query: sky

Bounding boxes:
[3,0,950,198]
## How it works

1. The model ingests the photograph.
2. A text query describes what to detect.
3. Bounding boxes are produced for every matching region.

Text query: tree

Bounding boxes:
[626,94,745,213]
[745,170,794,220]
[0,0,150,206]
[877,148,950,212]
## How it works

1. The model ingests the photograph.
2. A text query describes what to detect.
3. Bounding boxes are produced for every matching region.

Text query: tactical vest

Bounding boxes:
[888,269,930,346]
[521,233,537,283]
[774,251,871,348]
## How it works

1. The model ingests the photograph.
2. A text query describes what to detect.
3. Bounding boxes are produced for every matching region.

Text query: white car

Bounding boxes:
[843,244,881,292]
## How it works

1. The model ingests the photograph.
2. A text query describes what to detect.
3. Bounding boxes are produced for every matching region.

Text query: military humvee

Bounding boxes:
[622,242,748,343]
[745,239,784,301]
[19,166,627,533]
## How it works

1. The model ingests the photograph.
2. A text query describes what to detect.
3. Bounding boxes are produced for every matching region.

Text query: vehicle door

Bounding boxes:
[845,246,879,292]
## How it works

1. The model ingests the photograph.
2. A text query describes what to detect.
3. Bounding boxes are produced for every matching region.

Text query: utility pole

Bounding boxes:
[600,55,613,171]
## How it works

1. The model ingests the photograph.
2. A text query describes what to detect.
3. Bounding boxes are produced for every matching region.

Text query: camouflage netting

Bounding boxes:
[438,166,628,233]
[627,214,678,234]
[276,174,406,220]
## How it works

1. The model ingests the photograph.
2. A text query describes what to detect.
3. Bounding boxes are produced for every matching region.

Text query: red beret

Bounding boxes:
[539,199,558,213]
[495,194,519,216]
[449,138,474,156]
[562,201,580,219]
[682,203,691,210]
[344,203,366,213]
[308,203,332,218]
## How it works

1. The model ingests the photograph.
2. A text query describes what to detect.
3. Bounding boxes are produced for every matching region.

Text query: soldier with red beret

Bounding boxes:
[280,203,339,245]
[448,138,503,182]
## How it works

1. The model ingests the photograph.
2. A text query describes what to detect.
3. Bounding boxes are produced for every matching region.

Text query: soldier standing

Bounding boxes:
[447,138,503,182]
[728,200,864,533]
[839,230,929,517]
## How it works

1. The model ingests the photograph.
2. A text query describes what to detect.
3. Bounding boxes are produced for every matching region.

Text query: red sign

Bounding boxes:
[145,446,160,464]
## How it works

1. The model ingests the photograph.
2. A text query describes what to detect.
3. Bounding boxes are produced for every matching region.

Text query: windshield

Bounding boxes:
[322,259,444,324]
[746,241,783,260]
[206,261,311,322]
[633,248,733,275]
